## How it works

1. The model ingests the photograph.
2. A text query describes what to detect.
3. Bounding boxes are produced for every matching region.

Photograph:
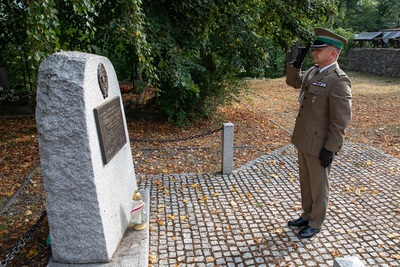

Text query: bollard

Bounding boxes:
[222,123,234,174]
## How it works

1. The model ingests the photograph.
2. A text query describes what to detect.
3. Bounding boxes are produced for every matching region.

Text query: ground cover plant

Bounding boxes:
[0,71,399,266]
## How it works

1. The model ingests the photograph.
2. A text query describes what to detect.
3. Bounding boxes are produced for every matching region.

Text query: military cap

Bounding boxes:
[310,27,347,49]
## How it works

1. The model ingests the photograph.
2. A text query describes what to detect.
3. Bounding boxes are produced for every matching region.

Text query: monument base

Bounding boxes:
[47,190,149,267]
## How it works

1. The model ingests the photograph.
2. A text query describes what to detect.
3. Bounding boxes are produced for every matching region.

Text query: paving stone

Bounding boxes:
[140,143,400,266]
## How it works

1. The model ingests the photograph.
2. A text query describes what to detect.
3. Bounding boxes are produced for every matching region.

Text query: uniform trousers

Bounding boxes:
[298,150,332,229]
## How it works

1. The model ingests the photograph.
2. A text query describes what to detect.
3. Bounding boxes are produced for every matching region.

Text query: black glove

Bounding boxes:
[291,44,311,69]
[319,148,334,168]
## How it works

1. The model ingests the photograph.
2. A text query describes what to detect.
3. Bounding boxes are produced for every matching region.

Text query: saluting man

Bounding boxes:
[286,28,352,238]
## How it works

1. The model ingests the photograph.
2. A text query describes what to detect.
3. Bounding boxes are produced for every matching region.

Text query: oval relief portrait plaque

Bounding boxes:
[98,63,108,99]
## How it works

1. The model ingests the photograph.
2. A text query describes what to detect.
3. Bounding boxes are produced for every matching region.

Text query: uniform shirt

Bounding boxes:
[286,63,352,156]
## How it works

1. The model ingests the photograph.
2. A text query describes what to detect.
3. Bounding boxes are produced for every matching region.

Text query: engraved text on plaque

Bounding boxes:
[94,96,127,164]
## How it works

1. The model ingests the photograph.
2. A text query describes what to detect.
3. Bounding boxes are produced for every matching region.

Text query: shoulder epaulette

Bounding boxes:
[335,68,346,77]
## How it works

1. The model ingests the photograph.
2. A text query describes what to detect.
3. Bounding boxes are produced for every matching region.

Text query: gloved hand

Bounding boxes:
[291,44,311,69]
[319,148,334,168]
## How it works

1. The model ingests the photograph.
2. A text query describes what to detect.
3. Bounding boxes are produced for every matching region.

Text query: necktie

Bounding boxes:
[307,68,319,81]
[300,68,319,102]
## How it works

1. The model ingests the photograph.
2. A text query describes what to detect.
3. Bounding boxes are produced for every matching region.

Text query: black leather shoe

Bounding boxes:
[288,217,308,227]
[298,226,321,238]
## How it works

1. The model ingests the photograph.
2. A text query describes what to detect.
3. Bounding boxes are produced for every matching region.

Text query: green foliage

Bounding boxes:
[2,0,343,124]
[26,0,60,61]
[141,0,339,124]
[335,0,400,32]
[377,0,400,29]
[0,0,59,90]
[1,0,153,90]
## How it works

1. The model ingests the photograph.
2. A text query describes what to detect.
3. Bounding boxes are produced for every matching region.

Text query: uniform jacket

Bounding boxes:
[286,63,352,156]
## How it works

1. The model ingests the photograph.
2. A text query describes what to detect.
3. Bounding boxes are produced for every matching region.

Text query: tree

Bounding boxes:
[335,0,400,32]
[0,0,152,90]
[377,0,400,29]
[0,0,59,89]
[140,0,339,124]
[1,0,338,125]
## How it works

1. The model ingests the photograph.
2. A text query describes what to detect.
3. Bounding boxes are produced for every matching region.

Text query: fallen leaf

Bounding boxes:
[332,250,341,257]
[166,214,176,220]
[26,248,39,258]
[199,195,208,202]
[387,233,398,239]
[294,205,302,210]
[256,203,264,208]
[274,228,283,235]
[378,252,387,259]
[392,254,400,260]
[206,256,215,262]
[365,161,374,166]
[149,254,157,263]
[156,218,163,226]
[270,174,279,179]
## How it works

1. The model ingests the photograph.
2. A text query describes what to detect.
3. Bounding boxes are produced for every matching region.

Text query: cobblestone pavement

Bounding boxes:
[138,143,400,267]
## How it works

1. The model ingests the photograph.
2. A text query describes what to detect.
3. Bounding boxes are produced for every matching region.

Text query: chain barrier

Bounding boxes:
[130,126,223,144]
[0,210,47,267]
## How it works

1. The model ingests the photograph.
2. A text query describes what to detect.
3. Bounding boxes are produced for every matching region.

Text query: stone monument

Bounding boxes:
[36,52,137,264]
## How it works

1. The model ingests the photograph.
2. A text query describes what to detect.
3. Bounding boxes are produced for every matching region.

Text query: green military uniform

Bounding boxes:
[286,59,352,229]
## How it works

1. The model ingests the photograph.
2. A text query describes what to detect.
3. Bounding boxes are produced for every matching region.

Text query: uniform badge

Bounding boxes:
[311,81,327,88]
[312,95,317,103]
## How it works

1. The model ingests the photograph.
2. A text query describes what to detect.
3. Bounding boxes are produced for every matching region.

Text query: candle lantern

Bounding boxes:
[130,190,147,230]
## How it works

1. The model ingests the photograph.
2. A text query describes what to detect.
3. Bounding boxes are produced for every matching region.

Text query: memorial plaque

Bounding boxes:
[94,96,127,164]
[98,63,108,99]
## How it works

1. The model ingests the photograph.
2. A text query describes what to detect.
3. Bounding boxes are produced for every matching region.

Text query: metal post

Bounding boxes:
[222,123,234,175]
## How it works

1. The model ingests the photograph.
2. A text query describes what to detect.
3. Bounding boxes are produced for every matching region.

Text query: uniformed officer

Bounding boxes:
[286,27,352,238]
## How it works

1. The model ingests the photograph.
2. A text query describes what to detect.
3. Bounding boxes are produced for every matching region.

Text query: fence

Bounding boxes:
[130,122,235,175]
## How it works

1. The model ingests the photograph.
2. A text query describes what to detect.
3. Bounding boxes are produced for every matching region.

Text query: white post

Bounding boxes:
[222,123,234,174]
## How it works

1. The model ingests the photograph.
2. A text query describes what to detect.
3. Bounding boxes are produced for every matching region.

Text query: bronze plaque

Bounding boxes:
[94,96,127,164]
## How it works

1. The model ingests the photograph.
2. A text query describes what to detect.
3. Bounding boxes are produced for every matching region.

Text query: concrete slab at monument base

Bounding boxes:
[47,190,149,267]
[333,255,366,267]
